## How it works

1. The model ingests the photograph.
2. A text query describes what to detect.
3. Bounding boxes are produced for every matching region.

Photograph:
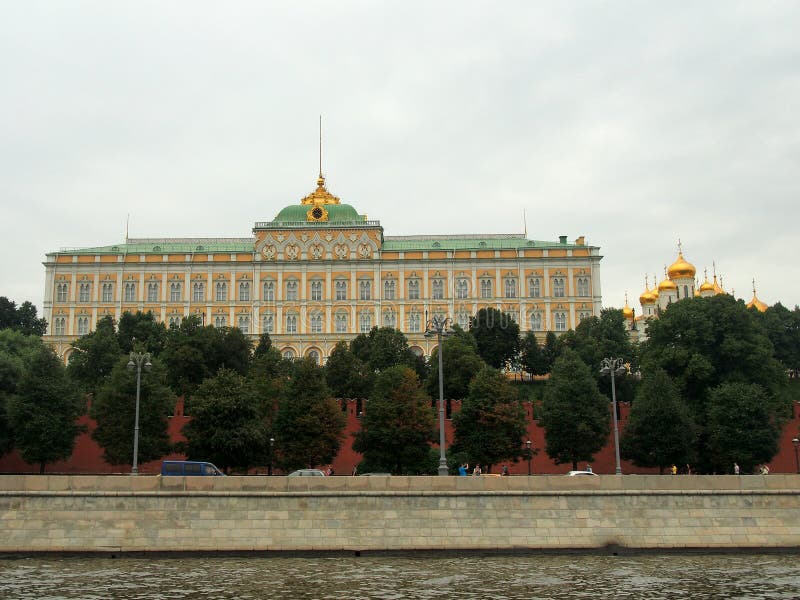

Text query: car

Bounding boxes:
[287,469,326,477]
[161,460,226,476]
[566,470,598,476]
[359,472,391,476]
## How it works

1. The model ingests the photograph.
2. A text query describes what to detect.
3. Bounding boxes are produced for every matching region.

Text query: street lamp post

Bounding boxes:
[793,438,799,475]
[425,314,452,476]
[268,437,275,476]
[126,351,152,475]
[526,440,532,475]
[600,357,627,475]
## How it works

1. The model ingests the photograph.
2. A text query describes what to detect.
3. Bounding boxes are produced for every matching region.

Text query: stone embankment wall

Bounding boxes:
[1,475,799,553]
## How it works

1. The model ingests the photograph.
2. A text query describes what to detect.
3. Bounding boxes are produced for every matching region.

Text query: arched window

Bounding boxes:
[528,277,541,298]
[285,280,298,301]
[193,282,205,302]
[407,279,420,300]
[310,313,323,333]
[310,280,323,301]
[238,315,249,333]
[456,279,469,299]
[408,312,420,333]
[383,310,396,328]
[555,312,567,331]
[504,278,517,299]
[169,282,182,302]
[214,315,226,328]
[54,317,66,335]
[147,282,159,302]
[262,280,275,301]
[552,277,565,298]
[577,277,590,297]
[432,278,444,300]
[77,316,89,336]
[79,283,91,303]
[56,283,69,303]
[335,280,347,300]
[359,280,371,300]
[359,312,372,333]
[262,313,274,333]
[239,281,250,301]
[456,312,469,329]
[286,314,297,333]
[124,282,137,302]
[307,349,320,365]
[215,282,228,302]
[480,279,493,299]
[335,312,348,333]
[102,283,114,302]
[383,279,396,300]
[530,312,542,330]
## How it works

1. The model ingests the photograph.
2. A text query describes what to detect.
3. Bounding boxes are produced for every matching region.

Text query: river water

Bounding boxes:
[2,553,799,599]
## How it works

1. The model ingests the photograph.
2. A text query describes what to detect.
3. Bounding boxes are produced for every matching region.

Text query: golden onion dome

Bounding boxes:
[622,293,634,319]
[699,269,715,293]
[746,280,768,312]
[658,276,677,292]
[639,277,657,305]
[667,250,696,279]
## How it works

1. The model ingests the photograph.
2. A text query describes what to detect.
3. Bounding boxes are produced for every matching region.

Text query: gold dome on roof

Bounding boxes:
[658,267,677,291]
[667,249,696,279]
[639,276,657,305]
[746,279,768,312]
[622,293,634,319]
[300,173,341,206]
[699,269,715,293]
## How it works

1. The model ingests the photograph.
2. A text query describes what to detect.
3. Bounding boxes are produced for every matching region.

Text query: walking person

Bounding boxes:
[472,464,482,477]
[734,462,740,475]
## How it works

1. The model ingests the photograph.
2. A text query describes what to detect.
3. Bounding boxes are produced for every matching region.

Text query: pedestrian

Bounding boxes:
[352,465,358,476]
[671,464,677,475]
[685,464,692,475]
[585,464,593,474]
[458,463,467,476]
[501,465,509,476]
[734,462,740,475]
[472,464,482,476]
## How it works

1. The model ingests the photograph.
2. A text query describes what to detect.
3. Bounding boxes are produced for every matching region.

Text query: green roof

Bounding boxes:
[381,235,583,251]
[273,203,363,223]
[51,238,255,255]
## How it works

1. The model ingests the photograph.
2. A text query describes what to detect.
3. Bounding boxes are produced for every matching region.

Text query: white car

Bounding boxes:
[566,470,598,476]
[287,469,326,477]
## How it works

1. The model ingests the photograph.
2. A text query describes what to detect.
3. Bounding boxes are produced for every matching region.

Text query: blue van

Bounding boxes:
[161,460,225,476]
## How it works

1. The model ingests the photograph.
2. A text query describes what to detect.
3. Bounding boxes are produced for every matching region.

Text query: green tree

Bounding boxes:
[273,358,346,471]
[520,331,548,376]
[469,308,520,369]
[182,368,270,472]
[160,316,251,395]
[756,303,800,376]
[353,366,437,474]
[538,349,611,471]
[7,345,84,473]
[642,294,789,471]
[117,311,167,355]
[0,297,47,336]
[706,383,783,474]
[451,366,528,472]
[541,331,562,372]
[0,330,44,456]
[253,332,273,360]
[351,327,419,373]
[620,369,695,473]
[91,356,174,467]
[425,327,486,400]
[66,316,122,395]
[325,341,374,399]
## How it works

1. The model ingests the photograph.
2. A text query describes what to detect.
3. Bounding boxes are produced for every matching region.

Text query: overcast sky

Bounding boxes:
[2,2,799,317]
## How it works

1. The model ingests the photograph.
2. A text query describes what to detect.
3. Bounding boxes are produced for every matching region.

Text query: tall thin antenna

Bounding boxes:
[523,208,527,237]
[319,114,323,177]
[126,214,129,242]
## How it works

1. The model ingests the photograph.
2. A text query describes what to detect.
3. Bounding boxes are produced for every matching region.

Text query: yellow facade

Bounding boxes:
[43,174,603,362]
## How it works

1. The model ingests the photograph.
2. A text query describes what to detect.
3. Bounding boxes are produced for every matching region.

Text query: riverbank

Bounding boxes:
[2,475,799,553]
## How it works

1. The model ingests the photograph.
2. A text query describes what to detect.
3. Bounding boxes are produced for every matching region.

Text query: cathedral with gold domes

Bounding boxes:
[622,244,770,342]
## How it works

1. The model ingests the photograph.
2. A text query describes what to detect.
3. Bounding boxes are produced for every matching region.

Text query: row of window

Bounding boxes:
[54,309,593,338]
[56,276,592,304]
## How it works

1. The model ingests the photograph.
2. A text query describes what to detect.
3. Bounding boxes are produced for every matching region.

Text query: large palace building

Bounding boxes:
[43,172,603,361]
